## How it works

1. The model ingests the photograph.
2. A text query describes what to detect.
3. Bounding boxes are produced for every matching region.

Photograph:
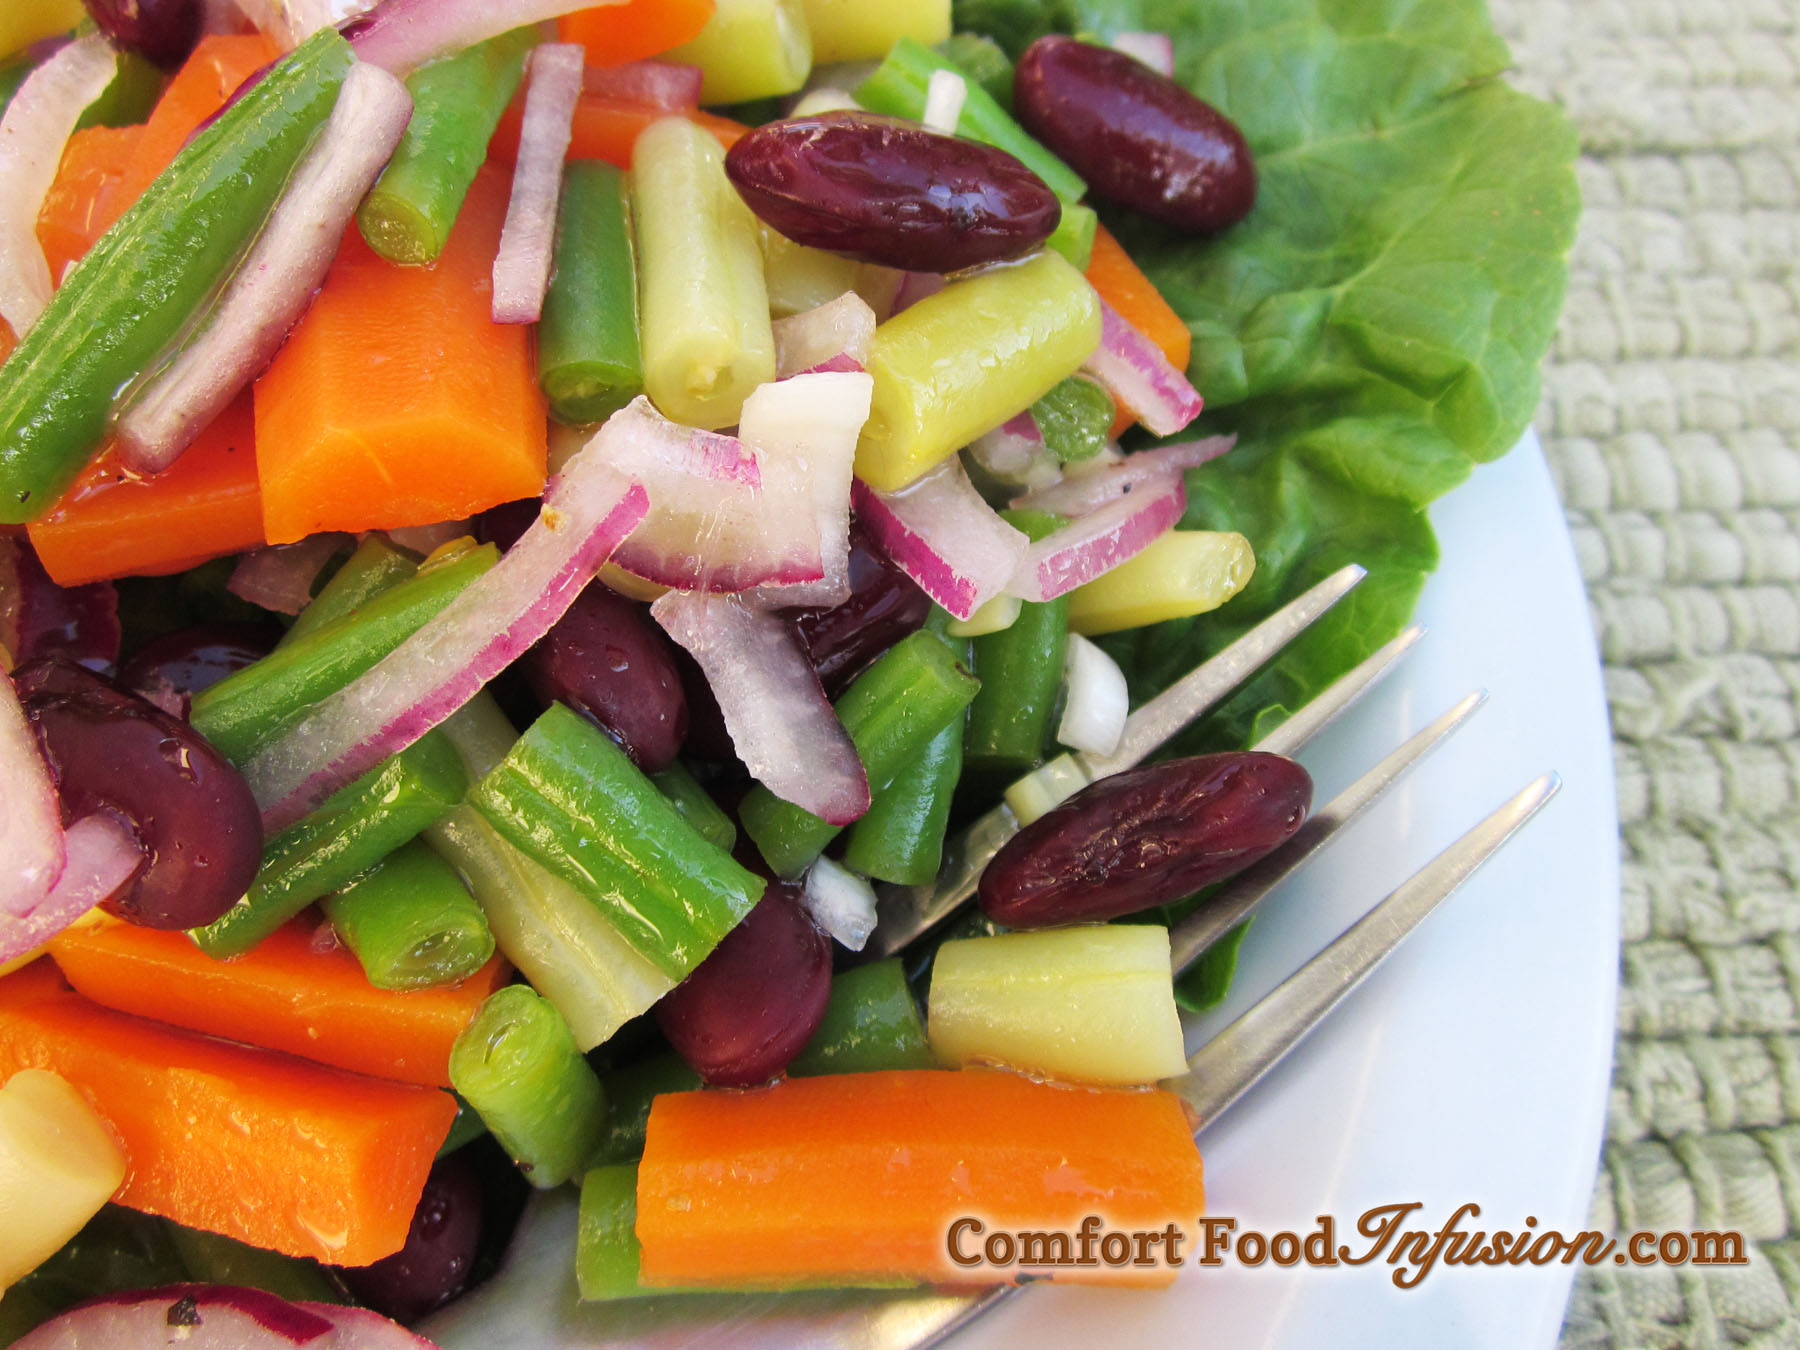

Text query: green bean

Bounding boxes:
[538,162,642,425]
[1031,374,1114,463]
[321,839,495,991]
[75,50,161,131]
[841,709,962,885]
[357,29,534,264]
[436,1092,489,1157]
[0,29,354,523]
[191,732,468,959]
[964,508,1068,777]
[739,630,979,877]
[470,704,764,980]
[450,985,606,1189]
[279,534,418,647]
[589,1051,702,1166]
[651,761,736,853]
[576,1164,668,1300]
[788,958,934,1076]
[937,32,1013,107]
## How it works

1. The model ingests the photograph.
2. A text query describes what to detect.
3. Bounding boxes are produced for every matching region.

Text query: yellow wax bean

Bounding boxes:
[799,0,950,64]
[0,1068,127,1289]
[666,0,812,104]
[1067,529,1256,636]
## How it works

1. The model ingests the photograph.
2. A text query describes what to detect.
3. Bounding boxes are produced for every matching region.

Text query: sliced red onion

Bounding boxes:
[1,671,65,913]
[1083,297,1203,437]
[890,270,945,314]
[801,856,877,951]
[851,460,1028,621]
[1012,435,1234,516]
[12,1283,436,1349]
[492,43,582,326]
[347,0,615,75]
[651,591,868,825]
[598,396,824,593]
[232,0,377,49]
[295,1303,442,1348]
[739,369,873,609]
[245,459,649,833]
[772,291,875,378]
[582,59,702,110]
[226,534,350,616]
[0,813,145,967]
[969,410,1063,493]
[114,60,413,473]
[1110,31,1175,77]
[1056,632,1129,755]
[0,36,117,336]
[1005,472,1186,603]
[922,68,966,134]
[384,519,472,556]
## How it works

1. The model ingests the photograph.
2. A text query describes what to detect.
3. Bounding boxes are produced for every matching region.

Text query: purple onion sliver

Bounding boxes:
[1012,435,1235,516]
[0,814,145,966]
[1006,474,1187,603]
[12,1284,339,1350]
[0,672,65,918]
[651,592,869,825]
[296,1301,447,1348]
[493,44,583,326]
[1083,297,1204,437]
[971,409,1049,475]
[582,59,703,110]
[226,534,351,615]
[850,460,1029,621]
[890,271,945,314]
[347,0,615,75]
[771,292,876,378]
[1110,31,1176,77]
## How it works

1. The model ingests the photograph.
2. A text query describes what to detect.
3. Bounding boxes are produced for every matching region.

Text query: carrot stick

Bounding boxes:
[492,97,747,168]
[1084,224,1193,438]
[252,166,547,543]
[26,392,262,586]
[636,1069,1205,1288]
[0,961,456,1265]
[48,914,509,1088]
[36,124,144,284]
[558,0,717,66]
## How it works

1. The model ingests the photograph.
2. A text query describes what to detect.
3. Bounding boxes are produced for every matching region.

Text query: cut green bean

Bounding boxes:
[1044,199,1097,270]
[356,28,533,264]
[164,1224,344,1306]
[937,31,1013,108]
[450,985,606,1189]
[1031,374,1114,463]
[539,162,642,425]
[192,732,468,958]
[437,1092,489,1157]
[739,630,980,877]
[576,1164,673,1300]
[279,534,418,647]
[631,116,775,430]
[321,839,495,991]
[0,53,35,119]
[841,708,962,885]
[665,0,812,104]
[470,704,764,980]
[590,1050,703,1167]
[651,761,736,853]
[190,543,497,763]
[75,50,161,131]
[964,508,1068,777]
[788,958,934,1076]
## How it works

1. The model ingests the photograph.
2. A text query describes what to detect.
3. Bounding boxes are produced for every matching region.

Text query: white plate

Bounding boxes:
[424,430,1621,1350]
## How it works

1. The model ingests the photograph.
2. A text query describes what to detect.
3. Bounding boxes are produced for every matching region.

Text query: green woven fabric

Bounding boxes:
[1483,0,1800,1342]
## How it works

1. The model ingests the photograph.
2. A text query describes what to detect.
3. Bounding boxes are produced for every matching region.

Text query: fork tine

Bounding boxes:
[1171,772,1562,1130]
[1167,690,1487,971]
[1243,624,1423,761]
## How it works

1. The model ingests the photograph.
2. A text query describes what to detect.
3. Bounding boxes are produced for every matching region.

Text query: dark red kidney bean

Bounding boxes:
[474,497,540,553]
[790,521,931,697]
[725,112,1062,273]
[981,751,1311,927]
[118,622,282,720]
[1014,35,1256,233]
[520,583,688,774]
[16,659,263,930]
[3,537,121,675]
[335,1151,483,1324]
[84,0,202,68]
[655,884,831,1087]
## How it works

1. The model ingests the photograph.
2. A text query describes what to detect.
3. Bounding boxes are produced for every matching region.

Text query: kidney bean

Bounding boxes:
[118,622,282,720]
[474,497,540,553]
[335,1151,483,1323]
[2,537,121,675]
[725,112,1062,273]
[1014,35,1256,233]
[84,0,202,68]
[980,751,1311,927]
[16,659,264,929]
[791,522,931,697]
[655,883,832,1086]
[520,583,688,774]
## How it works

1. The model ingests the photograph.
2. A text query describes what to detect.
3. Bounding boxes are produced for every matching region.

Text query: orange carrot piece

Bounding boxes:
[636,1070,1205,1289]
[492,97,747,168]
[48,915,509,1089]
[1085,225,1194,438]
[36,124,144,283]
[558,0,717,66]
[27,393,262,586]
[253,166,547,543]
[0,963,456,1265]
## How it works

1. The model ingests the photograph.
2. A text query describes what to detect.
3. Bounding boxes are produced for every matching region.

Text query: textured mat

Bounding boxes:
[1486,0,1800,1343]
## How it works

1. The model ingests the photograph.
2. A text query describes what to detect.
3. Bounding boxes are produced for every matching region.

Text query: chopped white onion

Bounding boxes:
[1006,472,1186,603]
[1110,31,1176,77]
[226,533,350,615]
[651,590,869,825]
[246,455,650,832]
[801,856,879,951]
[1013,435,1234,516]
[348,0,623,76]
[0,814,145,967]
[582,60,703,110]
[232,0,376,48]
[0,36,117,337]
[493,43,583,326]
[740,369,873,608]
[772,291,876,378]
[789,87,861,116]
[922,69,966,135]
[1003,752,1094,827]
[970,411,1062,492]
[1057,633,1129,755]
[1,672,65,917]
[1083,297,1204,437]
[852,459,1030,621]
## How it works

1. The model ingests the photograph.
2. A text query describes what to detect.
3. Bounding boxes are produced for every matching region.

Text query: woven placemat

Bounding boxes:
[1485,0,1800,1343]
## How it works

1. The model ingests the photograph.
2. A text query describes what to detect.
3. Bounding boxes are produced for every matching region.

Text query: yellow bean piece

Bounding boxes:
[799,0,950,64]
[0,1068,127,1289]
[1067,530,1255,637]
[666,0,813,104]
